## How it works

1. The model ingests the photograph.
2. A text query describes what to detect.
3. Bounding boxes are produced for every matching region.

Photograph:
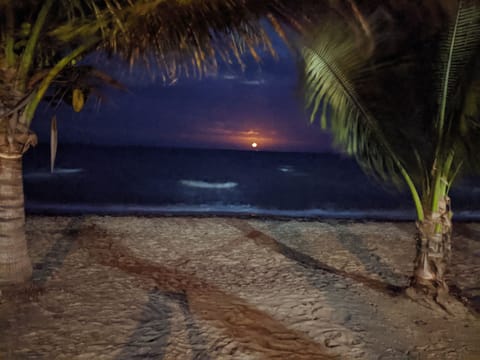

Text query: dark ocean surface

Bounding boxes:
[23,144,480,220]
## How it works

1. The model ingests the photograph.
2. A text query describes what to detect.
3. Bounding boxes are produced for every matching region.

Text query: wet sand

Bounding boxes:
[1,216,479,359]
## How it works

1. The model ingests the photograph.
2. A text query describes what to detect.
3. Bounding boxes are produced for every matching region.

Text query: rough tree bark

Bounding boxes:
[408,196,453,305]
[0,153,31,284]
[0,120,37,284]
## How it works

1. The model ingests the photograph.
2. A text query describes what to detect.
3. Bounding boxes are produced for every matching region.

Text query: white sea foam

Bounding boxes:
[241,79,265,86]
[278,165,295,173]
[277,165,308,177]
[180,180,238,189]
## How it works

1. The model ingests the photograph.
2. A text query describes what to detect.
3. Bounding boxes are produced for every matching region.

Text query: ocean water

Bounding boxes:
[23,144,480,220]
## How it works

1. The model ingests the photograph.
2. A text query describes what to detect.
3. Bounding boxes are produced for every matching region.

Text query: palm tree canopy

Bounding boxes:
[0,1,458,108]
[0,0,344,129]
[301,0,480,197]
[0,0,333,83]
[0,0,454,97]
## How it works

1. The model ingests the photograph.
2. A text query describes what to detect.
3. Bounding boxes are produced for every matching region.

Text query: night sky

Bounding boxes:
[32,37,333,153]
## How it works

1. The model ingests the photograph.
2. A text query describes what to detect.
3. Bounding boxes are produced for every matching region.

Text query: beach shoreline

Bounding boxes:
[24,209,480,223]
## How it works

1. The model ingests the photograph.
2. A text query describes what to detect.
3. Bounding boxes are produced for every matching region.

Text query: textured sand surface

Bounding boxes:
[0,216,479,359]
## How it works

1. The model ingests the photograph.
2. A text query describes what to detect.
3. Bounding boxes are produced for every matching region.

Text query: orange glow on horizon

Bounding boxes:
[213,129,277,150]
[180,125,297,150]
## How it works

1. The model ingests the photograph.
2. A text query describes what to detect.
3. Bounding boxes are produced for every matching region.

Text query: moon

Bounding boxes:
[251,142,258,148]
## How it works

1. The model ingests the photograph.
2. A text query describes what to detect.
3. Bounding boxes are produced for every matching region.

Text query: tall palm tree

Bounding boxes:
[301,0,480,308]
[1,0,344,285]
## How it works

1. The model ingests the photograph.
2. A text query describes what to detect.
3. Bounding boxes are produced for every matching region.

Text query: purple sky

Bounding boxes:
[32,41,333,153]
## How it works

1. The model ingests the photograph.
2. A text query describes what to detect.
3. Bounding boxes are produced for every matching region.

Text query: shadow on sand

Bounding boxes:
[333,225,407,285]
[227,219,403,296]
[32,217,85,286]
[80,225,336,360]
[116,289,211,360]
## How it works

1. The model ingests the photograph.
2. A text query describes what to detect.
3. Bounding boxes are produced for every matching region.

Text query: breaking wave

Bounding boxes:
[180,180,238,189]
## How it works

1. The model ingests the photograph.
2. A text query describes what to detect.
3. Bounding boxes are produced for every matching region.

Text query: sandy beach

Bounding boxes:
[0,216,479,359]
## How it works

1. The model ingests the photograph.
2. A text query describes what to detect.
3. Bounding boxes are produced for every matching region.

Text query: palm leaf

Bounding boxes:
[454,50,480,175]
[435,0,480,133]
[302,20,405,185]
[48,0,329,81]
[45,65,127,111]
[301,18,435,219]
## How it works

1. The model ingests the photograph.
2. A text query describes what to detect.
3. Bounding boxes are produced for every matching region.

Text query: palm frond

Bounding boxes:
[48,0,331,81]
[1,0,335,130]
[44,64,126,111]
[302,19,406,186]
[454,51,480,175]
[435,0,480,132]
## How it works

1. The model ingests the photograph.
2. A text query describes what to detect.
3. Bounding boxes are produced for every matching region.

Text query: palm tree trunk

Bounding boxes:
[0,153,32,284]
[410,196,452,300]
